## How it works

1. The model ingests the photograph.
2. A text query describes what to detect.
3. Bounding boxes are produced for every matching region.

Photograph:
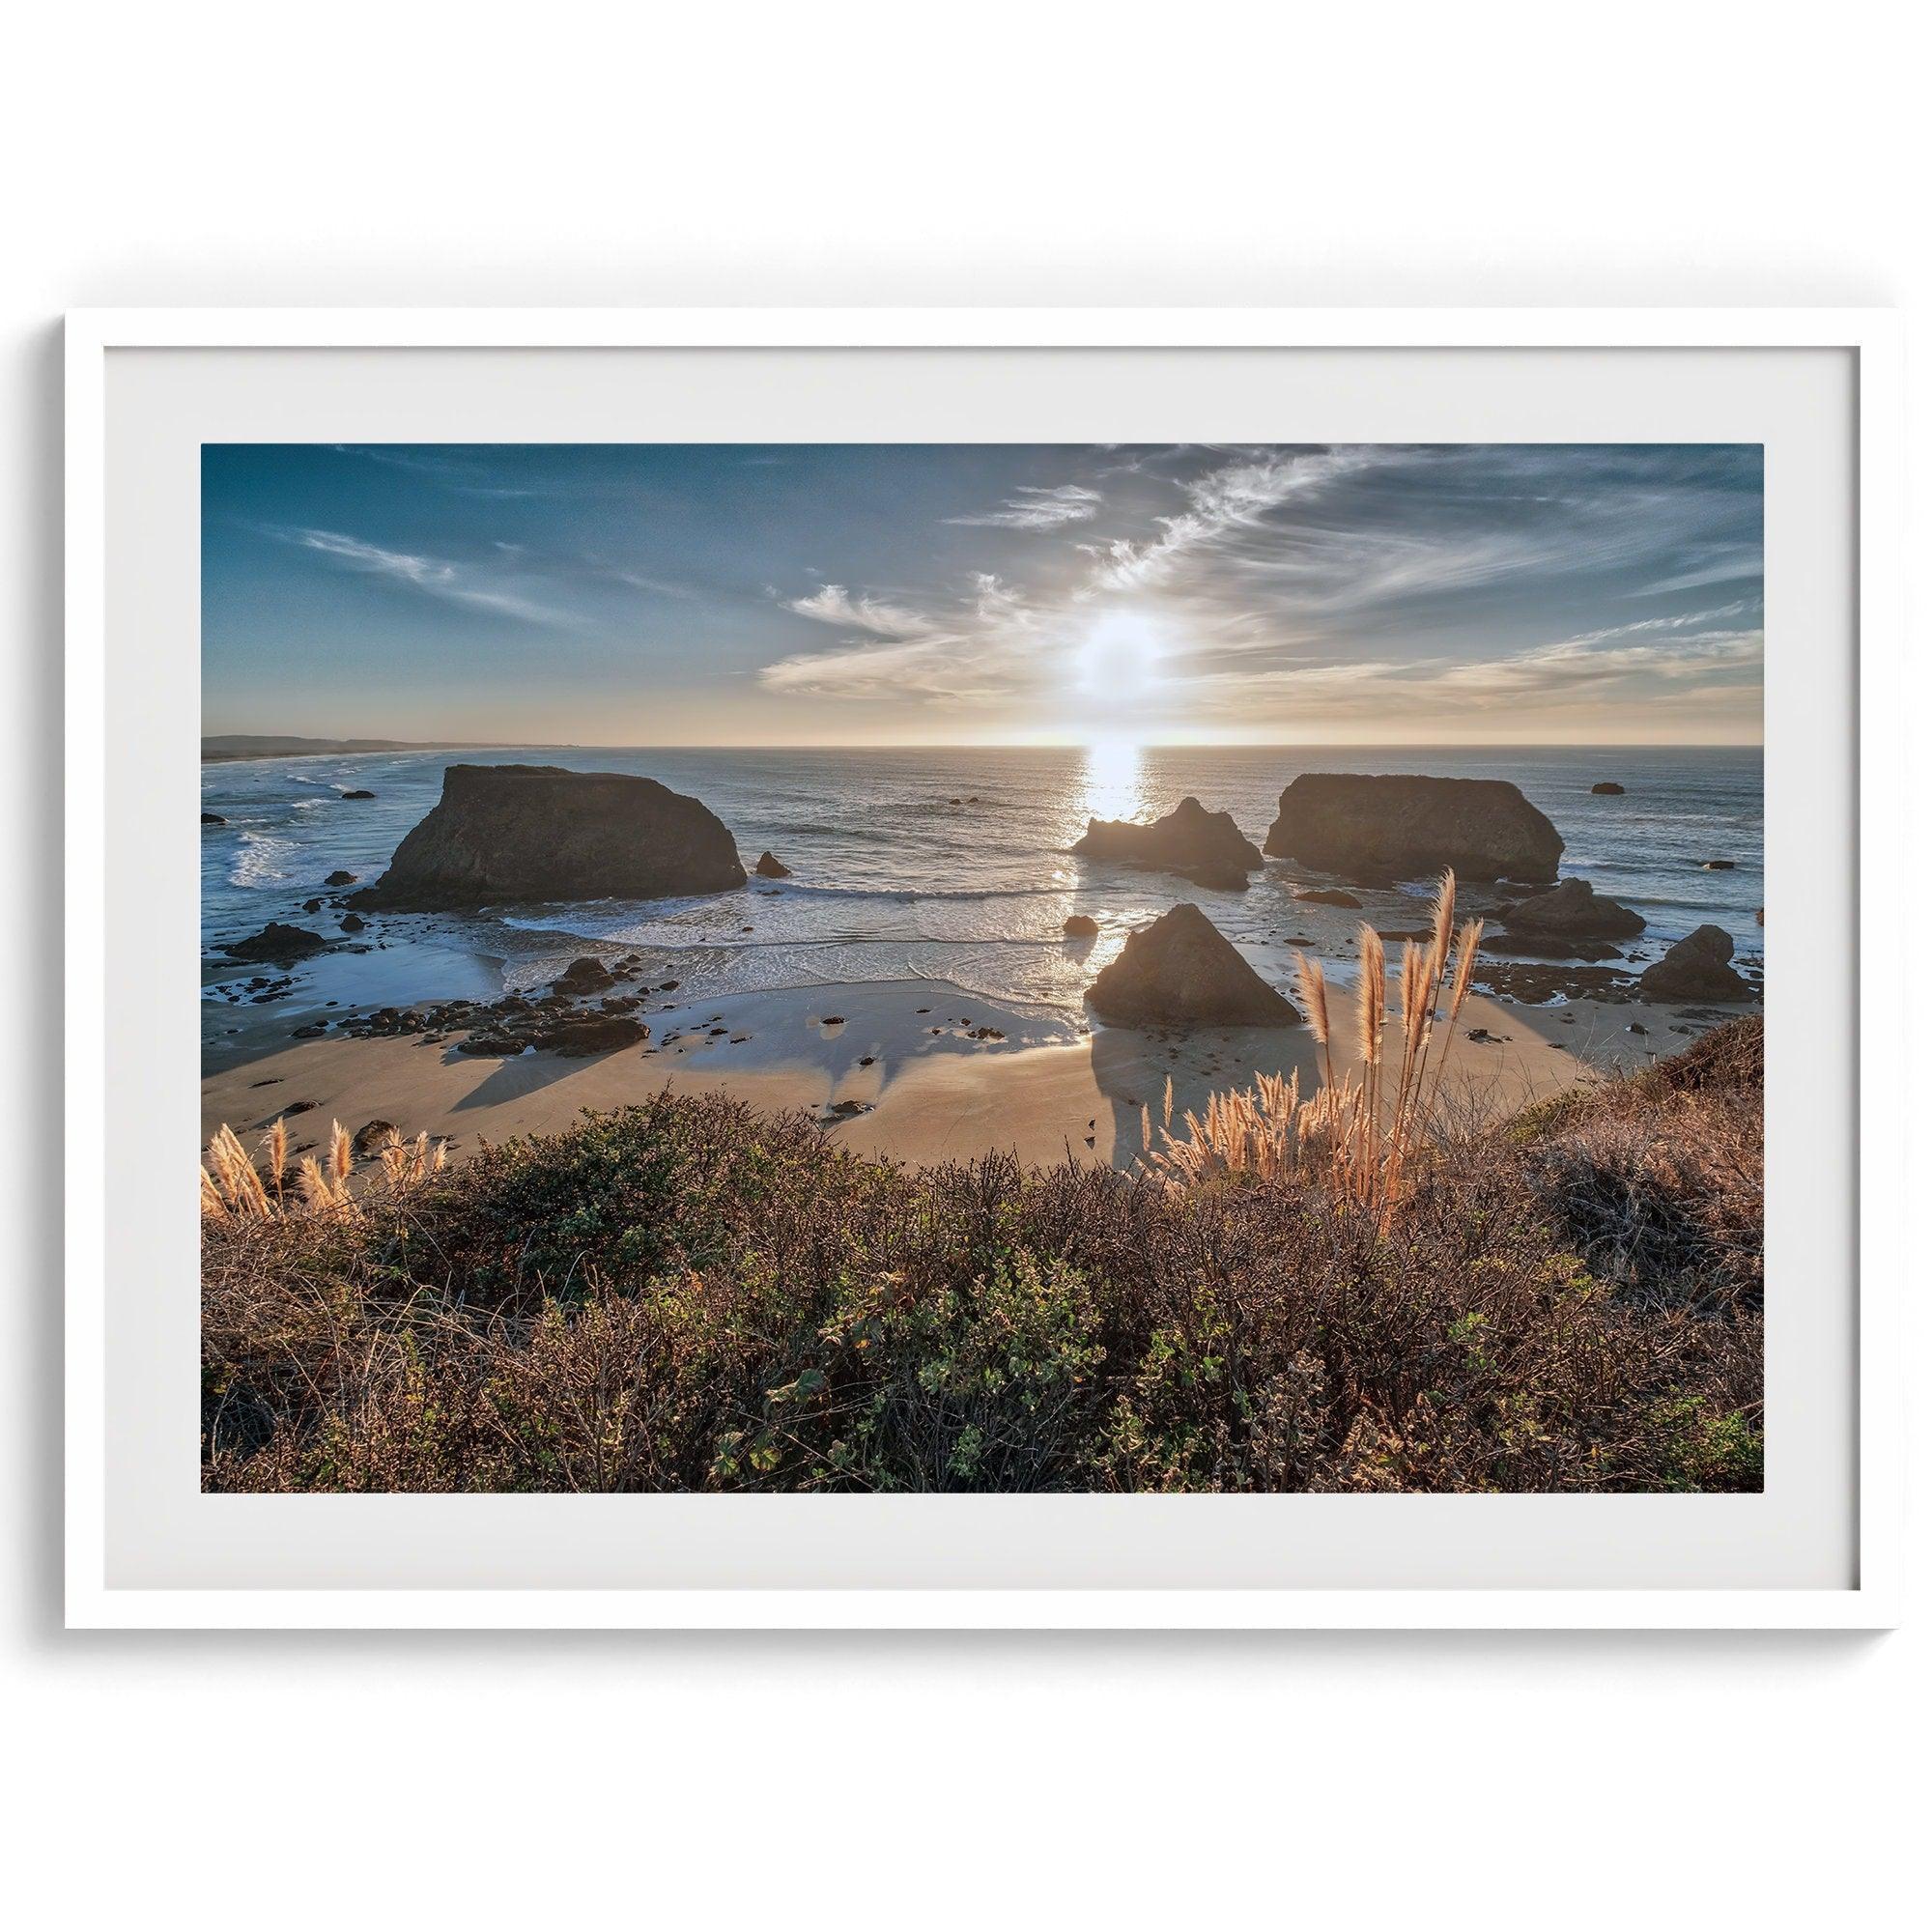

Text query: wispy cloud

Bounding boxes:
[1081,448,1376,592]
[271,526,577,628]
[786,583,938,636]
[946,484,1102,529]
[327,445,543,498]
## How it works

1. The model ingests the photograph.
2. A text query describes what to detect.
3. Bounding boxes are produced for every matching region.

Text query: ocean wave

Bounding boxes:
[228,831,296,887]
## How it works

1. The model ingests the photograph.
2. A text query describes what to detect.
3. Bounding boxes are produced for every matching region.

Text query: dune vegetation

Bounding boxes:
[202,934,1764,1492]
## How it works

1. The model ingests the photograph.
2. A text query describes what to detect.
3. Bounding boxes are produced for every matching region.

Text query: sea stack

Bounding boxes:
[1639,924,1753,1002]
[350,764,748,910]
[1085,904,1301,1029]
[1264,773,1562,884]
[1499,877,1645,940]
[753,850,791,877]
[1072,796,1264,891]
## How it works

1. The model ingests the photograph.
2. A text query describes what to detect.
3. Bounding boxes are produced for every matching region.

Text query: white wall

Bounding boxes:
[5,5,1922,1923]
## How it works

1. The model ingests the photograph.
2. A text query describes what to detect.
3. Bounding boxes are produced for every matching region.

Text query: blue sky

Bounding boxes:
[202,441,1764,744]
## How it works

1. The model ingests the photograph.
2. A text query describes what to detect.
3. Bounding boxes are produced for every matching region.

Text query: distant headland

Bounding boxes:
[201,734,578,764]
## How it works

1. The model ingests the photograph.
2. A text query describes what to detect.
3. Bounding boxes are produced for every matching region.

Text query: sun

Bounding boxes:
[1073,609,1166,698]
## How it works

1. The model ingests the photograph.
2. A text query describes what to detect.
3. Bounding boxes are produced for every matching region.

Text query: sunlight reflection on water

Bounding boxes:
[1077,739,1149,829]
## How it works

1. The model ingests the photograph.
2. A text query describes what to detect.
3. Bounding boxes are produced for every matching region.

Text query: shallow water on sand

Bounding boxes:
[202,744,1763,1048]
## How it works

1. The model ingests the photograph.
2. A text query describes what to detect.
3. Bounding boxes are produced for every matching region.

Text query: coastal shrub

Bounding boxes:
[202,1018,1765,1495]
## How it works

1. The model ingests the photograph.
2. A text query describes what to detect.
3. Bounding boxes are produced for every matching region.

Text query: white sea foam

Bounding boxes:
[228,831,296,887]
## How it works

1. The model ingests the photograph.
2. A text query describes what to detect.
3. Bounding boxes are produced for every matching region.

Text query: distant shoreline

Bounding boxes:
[201,738,579,764]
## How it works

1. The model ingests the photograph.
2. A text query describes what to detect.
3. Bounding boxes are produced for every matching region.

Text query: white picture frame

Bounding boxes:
[66,307,1903,1630]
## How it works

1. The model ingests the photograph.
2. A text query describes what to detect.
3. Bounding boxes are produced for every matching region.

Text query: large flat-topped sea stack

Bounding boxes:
[1071,796,1264,891]
[1264,774,1562,885]
[350,764,747,910]
[1086,903,1300,1029]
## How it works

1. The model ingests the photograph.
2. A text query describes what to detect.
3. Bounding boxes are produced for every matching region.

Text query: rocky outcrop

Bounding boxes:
[753,851,791,878]
[1639,924,1752,1002]
[219,922,330,965]
[1072,796,1263,891]
[324,869,357,886]
[350,764,747,910]
[341,788,377,800]
[1590,781,1626,795]
[1264,774,1562,884]
[554,955,615,993]
[1063,914,1099,937]
[1085,903,1300,1029]
[1499,876,1645,941]
[201,812,226,826]
[536,1012,650,1057]
[1293,886,1362,909]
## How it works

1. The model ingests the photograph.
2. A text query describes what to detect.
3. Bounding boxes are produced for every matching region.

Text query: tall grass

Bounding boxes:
[201,1117,445,1221]
[1150,869,1483,1225]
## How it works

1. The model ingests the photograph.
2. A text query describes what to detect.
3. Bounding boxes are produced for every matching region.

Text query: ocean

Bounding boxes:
[201,745,1764,1042]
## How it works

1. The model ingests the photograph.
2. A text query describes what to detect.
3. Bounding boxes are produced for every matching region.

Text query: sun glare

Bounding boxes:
[1073,609,1166,698]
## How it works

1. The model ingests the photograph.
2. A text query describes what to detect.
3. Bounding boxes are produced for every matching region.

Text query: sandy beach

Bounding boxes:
[201,969,1743,1173]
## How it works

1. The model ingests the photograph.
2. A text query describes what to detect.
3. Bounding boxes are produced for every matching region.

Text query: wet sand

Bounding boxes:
[200,974,1747,1173]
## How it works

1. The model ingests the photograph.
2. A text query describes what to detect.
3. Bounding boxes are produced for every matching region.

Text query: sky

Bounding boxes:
[202,441,1764,746]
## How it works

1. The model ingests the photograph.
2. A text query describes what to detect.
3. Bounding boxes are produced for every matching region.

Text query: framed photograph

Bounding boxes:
[66,309,1900,1629]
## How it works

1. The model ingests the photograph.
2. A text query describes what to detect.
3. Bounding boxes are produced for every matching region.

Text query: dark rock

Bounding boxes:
[351,1119,396,1157]
[341,788,377,800]
[1086,903,1301,1030]
[1701,859,1737,870]
[324,869,357,887]
[201,812,226,826]
[1474,961,1637,1005]
[554,955,615,994]
[1072,796,1264,890]
[1063,914,1100,937]
[753,850,792,877]
[1639,924,1753,1002]
[339,913,367,933]
[1499,875,1645,941]
[1293,886,1362,909]
[350,764,746,910]
[456,1033,526,1057]
[219,922,329,965]
[1590,781,1626,795]
[1264,774,1562,884]
[301,898,324,913]
[533,1012,649,1057]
